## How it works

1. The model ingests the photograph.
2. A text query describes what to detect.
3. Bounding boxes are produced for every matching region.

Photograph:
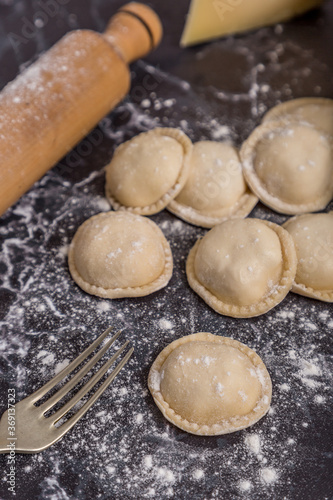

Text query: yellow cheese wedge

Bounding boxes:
[180,0,323,47]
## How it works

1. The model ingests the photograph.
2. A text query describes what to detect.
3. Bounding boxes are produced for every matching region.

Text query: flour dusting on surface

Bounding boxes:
[0,9,332,499]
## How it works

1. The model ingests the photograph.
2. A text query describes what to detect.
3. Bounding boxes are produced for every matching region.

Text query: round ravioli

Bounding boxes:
[68,212,173,298]
[240,121,333,215]
[283,212,333,302]
[263,97,333,137]
[167,141,258,228]
[148,332,272,435]
[186,218,297,318]
[105,127,192,215]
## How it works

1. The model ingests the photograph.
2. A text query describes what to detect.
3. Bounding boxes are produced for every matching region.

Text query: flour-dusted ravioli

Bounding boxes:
[68,212,173,298]
[148,332,272,435]
[105,127,192,215]
[240,121,333,215]
[283,212,333,302]
[186,218,297,318]
[263,98,333,138]
[167,141,258,228]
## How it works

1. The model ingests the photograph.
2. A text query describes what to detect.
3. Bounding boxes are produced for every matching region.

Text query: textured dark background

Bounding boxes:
[0,1,332,499]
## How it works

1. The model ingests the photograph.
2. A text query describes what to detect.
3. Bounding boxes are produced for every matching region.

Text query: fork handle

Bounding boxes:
[0,410,12,453]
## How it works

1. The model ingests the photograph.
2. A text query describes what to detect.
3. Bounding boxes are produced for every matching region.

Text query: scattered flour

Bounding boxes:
[0,27,331,500]
[245,434,261,455]
[192,469,204,480]
[158,318,174,330]
[135,413,144,424]
[144,456,153,469]
[96,301,112,313]
[301,360,321,377]
[279,383,290,391]
[260,467,279,485]
[238,479,252,492]
[156,468,175,483]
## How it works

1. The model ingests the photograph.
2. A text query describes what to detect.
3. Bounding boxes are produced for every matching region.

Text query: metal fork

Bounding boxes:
[0,326,133,454]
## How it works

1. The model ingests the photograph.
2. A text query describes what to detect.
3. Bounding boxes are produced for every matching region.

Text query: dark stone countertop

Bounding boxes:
[0,1,332,499]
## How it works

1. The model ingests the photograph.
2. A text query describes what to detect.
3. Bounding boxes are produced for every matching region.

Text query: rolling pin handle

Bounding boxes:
[103,2,163,63]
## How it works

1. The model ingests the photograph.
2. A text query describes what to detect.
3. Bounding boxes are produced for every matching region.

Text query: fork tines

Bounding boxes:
[31,326,133,428]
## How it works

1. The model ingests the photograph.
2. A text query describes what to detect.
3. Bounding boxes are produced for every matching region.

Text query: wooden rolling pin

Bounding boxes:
[0,2,162,217]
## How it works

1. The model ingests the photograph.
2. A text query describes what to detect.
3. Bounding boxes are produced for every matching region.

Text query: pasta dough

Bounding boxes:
[283,212,333,302]
[263,97,333,138]
[105,127,192,215]
[186,218,297,317]
[241,121,333,215]
[148,332,272,435]
[167,141,258,228]
[68,212,173,298]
